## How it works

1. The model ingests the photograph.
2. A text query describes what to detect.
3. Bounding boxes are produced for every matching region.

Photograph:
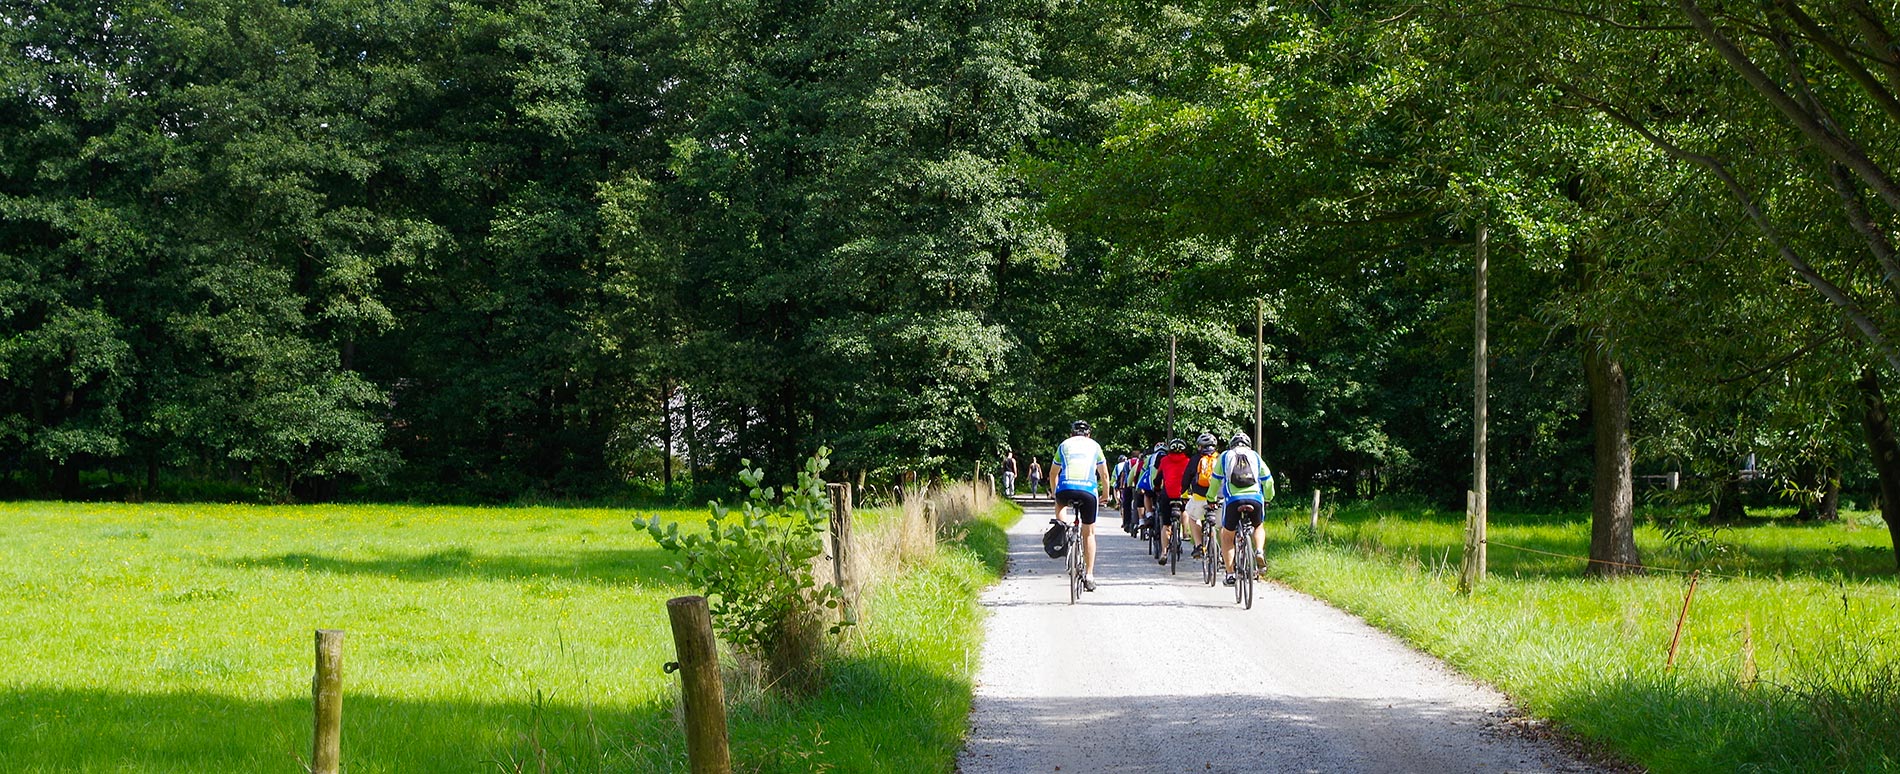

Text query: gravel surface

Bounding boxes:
[957,497,1610,774]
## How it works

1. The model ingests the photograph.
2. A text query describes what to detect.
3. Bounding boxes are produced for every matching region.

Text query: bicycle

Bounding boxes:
[1060,507,1084,605]
[1231,501,1259,609]
[1165,498,1184,575]
[1199,499,1220,586]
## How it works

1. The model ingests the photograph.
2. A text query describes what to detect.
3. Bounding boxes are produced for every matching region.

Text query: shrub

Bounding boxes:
[637,450,850,696]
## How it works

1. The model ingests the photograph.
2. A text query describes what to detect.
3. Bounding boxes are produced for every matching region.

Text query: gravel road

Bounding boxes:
[957,497,1609,774]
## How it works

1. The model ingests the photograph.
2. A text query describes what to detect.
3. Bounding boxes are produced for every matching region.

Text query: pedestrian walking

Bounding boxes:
[1003,451,1018,497]
[1028,458,1043,498]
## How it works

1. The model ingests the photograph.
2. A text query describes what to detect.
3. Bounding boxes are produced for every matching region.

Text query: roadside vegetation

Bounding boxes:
[1263,499,1900,773]
[0,488,1017,773]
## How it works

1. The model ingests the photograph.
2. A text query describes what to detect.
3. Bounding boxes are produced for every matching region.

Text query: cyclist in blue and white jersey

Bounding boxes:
[1210,432,1275,586]
[1051,420,1110,591]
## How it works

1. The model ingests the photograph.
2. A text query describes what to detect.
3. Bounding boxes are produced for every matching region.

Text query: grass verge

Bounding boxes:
[1262,501,1900,774]
[0,492,1021,773]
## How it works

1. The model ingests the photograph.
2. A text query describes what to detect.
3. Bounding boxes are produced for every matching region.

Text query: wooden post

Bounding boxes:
[1459,490,1480,594]
[666,596,732,774]
[826,483,855,605]
[1463,225,1490,592]
[1309,489,1321,532]
[312,629,344,774]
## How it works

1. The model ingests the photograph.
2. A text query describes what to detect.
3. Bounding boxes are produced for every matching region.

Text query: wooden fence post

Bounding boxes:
[1309,489,1321,532]
[1459,490,1483,594]
[312,629,344,774]
[827,483,855,608]
[666,596,731,774]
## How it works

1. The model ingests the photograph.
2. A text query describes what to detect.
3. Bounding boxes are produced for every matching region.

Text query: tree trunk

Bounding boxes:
[662,381,675,496]
[1708,475,1748,523]
[1584,342,1642,576]
[1855,368,1900,571]
[684,391,700,489]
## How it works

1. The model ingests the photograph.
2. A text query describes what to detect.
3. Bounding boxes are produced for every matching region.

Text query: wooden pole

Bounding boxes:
[666,596,732,774]
[1666,572,1702,671]
[1459,491,1479,593]
[1462,225,1490,592]
[1167,335,1178,439]
[312,629,344,774]
[827,484,855,607]
[1255,299,1265,444]
[1310,489,1321,532]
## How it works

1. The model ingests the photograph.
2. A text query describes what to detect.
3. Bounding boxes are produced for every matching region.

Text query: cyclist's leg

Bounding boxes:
[1076,494,1100,578]
[1219,499,1242,577]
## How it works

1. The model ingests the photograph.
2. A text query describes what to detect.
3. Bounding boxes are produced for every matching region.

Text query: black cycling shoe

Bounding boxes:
[1223,575,1237,586]
[1157,555,1167,566]
[1082,577,1098,592]
[1191,545,1204,559]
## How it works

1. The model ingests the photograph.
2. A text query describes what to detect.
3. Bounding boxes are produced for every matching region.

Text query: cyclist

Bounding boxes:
[1051,420,1111,591]
[1153,438,1193,565]
[1184,433,1220,558]
[1131,442,1159,536]
[1211,432,1274,586]
[1110,454,1135,532]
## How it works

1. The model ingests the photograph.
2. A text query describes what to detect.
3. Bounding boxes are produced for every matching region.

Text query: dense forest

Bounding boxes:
[6,0,1900,547]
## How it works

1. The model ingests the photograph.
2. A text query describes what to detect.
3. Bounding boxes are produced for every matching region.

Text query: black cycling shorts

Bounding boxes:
[1222,498,1264,531]
[1160,497,1184,524]
[1055,489,1100,524]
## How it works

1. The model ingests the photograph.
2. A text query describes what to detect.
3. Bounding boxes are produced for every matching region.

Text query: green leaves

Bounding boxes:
[636,449,849,691]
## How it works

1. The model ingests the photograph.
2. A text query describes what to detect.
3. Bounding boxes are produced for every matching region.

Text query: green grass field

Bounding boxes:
[1261,501,1900,773]
[0,497,1017,773]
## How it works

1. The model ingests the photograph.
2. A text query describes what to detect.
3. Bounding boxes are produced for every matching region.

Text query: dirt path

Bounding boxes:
[957,496,1607,774]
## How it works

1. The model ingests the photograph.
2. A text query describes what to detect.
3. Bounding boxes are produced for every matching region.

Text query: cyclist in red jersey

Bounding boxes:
[1152,438,1193,565]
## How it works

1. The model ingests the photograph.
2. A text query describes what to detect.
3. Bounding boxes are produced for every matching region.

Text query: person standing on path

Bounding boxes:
[1050,420,1110,590]
[1002,451,1018,497]
[1027,458,1042,497]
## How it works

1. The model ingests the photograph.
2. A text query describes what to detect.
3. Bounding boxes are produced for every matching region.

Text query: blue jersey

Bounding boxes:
[1052,436,1107,494]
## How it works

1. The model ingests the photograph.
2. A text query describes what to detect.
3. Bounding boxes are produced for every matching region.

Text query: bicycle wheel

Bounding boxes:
[1168,528,1181,575]
[1201,521,1218,586]
[1236,530,1255,609]
[1067,533,1081,604]
[1233,528,1249,605]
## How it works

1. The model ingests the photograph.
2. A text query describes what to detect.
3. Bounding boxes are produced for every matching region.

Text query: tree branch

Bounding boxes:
[1558,81,1900,374]
[1773,0,1900,124]
[1678,0,1900,215]
[1844,0,1900,89]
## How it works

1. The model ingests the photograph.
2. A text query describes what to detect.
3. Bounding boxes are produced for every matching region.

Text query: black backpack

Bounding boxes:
[1230,452,1258,488]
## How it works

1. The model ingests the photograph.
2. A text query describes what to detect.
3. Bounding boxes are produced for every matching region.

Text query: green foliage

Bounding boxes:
[636,450,850,693]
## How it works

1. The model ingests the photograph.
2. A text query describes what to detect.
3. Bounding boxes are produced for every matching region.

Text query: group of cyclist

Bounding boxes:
[1045,419,1274,592]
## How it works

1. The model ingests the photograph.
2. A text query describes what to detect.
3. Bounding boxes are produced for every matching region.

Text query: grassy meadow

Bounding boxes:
[1,493,1018,773]
[1260,500,1900,773]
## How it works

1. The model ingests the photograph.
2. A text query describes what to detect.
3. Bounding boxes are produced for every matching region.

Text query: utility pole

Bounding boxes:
[1167,335,1178,439]
[1255,299,1265,444]
[1461,226,1490,593]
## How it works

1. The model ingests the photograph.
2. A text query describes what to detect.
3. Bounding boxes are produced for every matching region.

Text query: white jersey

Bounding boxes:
[1052,436,1106,494]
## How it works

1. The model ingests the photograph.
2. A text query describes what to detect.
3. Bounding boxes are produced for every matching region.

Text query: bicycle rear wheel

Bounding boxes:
[1067,533,1081,604]
[1168,529,1181,575]
[1201,521,1218,586]
[1236,531,1255,609]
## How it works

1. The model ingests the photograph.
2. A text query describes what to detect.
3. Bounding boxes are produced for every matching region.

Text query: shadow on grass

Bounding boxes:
[1538,671,1900,774]
[0,685,678,773]
[1320,507,1898,583]
[220,547,675,587]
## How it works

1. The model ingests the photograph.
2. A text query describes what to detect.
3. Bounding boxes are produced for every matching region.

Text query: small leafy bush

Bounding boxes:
[637,450,850,695]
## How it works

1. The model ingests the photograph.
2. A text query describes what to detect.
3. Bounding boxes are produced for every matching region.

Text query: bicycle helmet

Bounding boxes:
[1152,442,1166,453]
[1196,432,1218,450]
[1118,454,1129,463]
[1230,432,1252,449]
[1071,419,1091,435]
[1167,438,1187,453]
